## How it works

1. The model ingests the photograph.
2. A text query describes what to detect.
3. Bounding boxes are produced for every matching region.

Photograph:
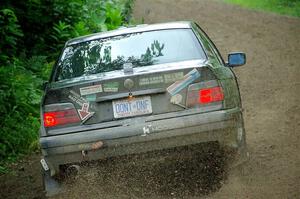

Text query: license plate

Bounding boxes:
[112,96,152,118]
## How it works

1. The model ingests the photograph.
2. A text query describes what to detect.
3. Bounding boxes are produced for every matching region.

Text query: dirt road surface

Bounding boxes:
[1,0,299,198]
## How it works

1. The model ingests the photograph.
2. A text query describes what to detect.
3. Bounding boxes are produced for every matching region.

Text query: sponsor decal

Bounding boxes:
[164,72,184,83]
[80,84,102,96]
[103,82,119,92]
[139,76,164,85]
[84,94,97,102]
[167,68,200,96]
[77,103,94,121]
[68,90,88,106]
[170,94,183,104]
[138,72,184,86]
[170,93,186,108]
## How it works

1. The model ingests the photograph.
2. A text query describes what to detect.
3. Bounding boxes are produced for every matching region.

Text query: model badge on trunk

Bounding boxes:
[124,78,134,90]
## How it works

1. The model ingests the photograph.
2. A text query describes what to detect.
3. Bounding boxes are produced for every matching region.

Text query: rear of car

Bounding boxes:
[40,21,247,195]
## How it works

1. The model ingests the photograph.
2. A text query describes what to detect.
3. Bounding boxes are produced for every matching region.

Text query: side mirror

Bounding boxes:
[227,52,246,67]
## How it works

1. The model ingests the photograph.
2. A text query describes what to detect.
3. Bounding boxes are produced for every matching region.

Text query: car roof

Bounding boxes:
[66,21,194,46]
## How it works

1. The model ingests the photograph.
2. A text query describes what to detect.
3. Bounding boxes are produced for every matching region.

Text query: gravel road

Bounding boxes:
[133,0,300,198]
[1,0,299,198]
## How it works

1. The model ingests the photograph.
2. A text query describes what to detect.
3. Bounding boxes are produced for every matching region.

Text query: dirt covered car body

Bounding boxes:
[39,21,247,195]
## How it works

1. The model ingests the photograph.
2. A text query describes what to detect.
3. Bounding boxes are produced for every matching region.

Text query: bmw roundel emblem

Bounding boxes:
[124,78,134,90]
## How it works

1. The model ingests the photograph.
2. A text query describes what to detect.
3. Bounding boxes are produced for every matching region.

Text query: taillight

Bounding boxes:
[186,80,224,108]
[43,103,80,128]
[199,87,224,104]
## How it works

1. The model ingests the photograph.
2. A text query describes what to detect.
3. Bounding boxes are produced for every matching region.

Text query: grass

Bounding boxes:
[223,0,300,17]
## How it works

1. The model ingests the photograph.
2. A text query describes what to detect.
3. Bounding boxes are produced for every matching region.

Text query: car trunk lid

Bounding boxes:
[43,60,217,131]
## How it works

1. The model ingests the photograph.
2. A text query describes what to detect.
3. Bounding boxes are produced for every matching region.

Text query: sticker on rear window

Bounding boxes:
[167,68,200,96]
[80,85,102,96]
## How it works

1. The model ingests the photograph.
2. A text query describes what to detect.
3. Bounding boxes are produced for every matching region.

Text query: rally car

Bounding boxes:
[39,21,248,196]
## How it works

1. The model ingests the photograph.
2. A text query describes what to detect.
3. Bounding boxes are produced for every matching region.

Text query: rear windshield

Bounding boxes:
[55,29,206,81]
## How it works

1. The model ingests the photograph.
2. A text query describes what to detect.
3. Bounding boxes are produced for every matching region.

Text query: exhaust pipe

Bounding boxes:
[66,164,80,177]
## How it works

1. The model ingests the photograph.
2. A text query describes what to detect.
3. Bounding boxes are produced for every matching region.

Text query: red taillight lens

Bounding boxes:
[199,86,224,104]
[43,109,80,127]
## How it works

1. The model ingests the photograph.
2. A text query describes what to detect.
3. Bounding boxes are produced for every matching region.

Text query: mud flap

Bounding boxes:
[229,114,249,168]
[226,144,249,169]
[235,148,249,166]
[43,170,62,197]
[41,158,61,197]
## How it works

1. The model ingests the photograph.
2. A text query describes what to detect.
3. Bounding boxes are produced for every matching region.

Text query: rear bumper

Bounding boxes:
[40,107,247,175]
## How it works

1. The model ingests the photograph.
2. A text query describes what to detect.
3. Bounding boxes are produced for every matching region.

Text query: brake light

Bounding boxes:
[199,87,224,104]
[43,103,80,127]
[186,81,224,108]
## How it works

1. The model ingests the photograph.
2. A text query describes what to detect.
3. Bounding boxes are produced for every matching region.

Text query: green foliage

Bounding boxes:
[106,3,123,30]
[0,165,9,174]
[72,21,91,37]
[0,9,23,64]
[224,0,300,17]
[48,0,133,53]
[50,21,73,55]
[0,0,133,172]
[0,58,47,162]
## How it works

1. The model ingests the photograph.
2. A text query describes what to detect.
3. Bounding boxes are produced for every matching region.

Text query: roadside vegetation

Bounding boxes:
[224,0,300,17]
[0,0,133,173]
